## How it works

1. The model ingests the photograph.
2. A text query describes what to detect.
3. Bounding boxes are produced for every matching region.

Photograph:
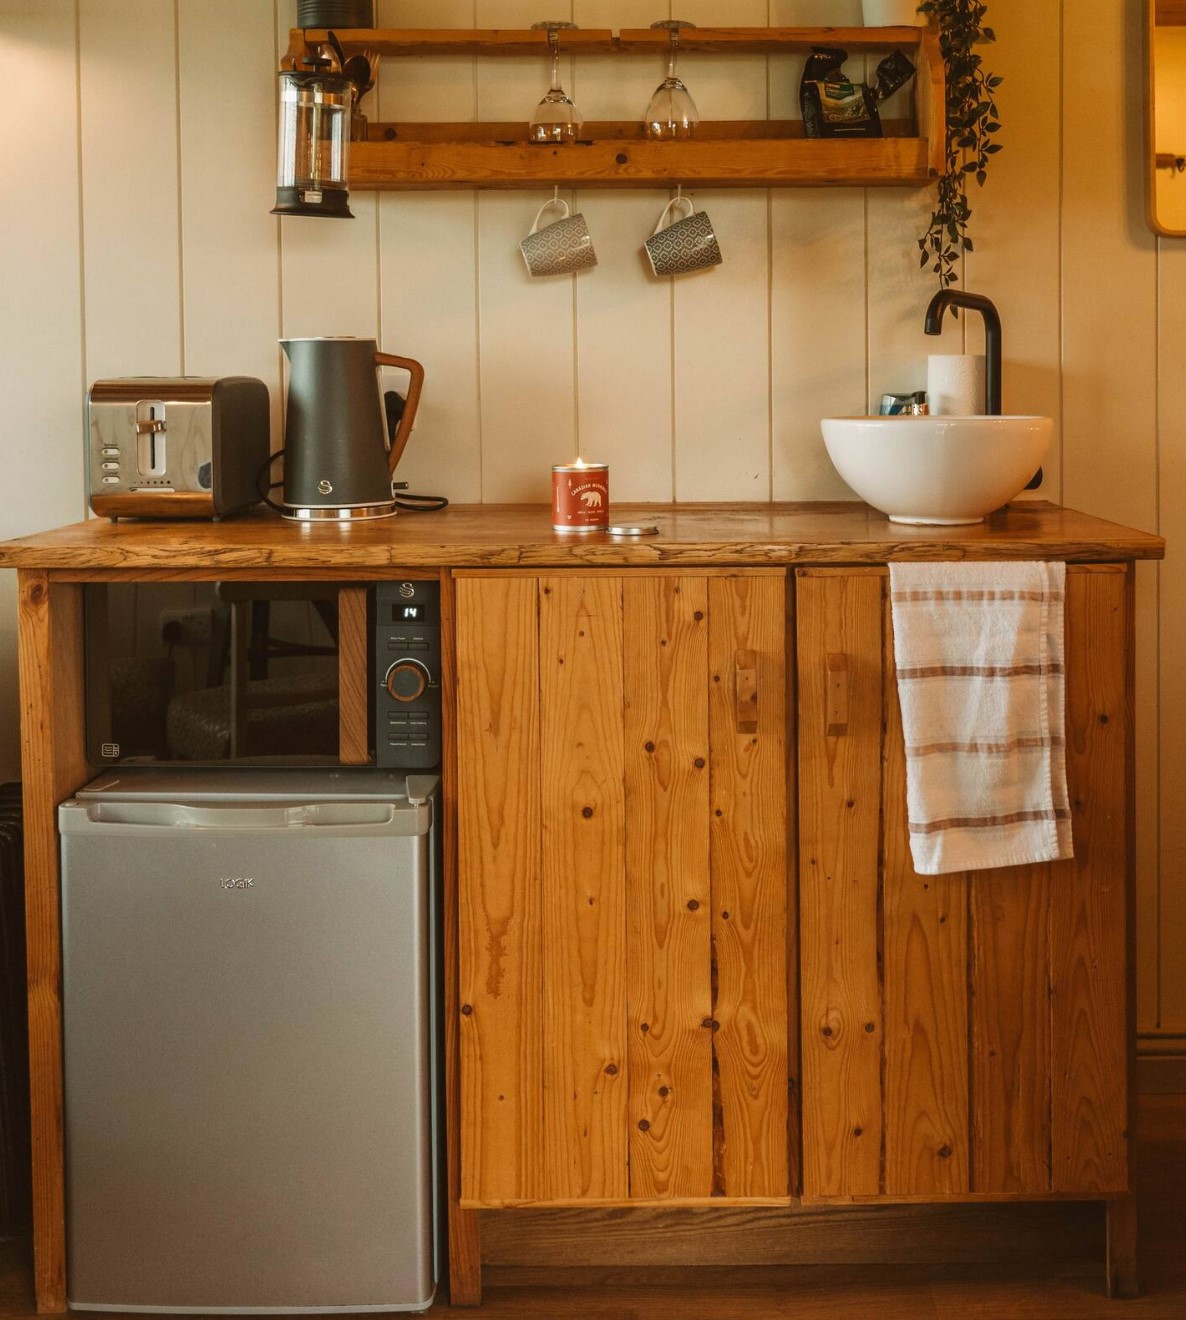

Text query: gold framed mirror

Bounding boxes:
[1149,0,1186,235]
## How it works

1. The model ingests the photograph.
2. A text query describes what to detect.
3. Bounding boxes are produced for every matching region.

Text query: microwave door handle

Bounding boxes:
[229,599,250,759]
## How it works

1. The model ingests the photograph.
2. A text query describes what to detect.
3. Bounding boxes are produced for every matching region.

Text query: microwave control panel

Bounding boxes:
[374,580,442,771]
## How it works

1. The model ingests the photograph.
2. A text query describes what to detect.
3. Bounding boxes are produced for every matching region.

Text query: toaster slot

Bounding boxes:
[135,400,167,476]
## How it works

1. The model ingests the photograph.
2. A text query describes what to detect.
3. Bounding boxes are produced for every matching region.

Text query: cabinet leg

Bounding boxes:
[1106,1194,1139,1298]
[448,1206,481,1306]
[19,574,87,1313]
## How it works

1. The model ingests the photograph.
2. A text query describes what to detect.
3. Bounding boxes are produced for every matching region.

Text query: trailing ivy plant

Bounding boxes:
[916,0,1003,294]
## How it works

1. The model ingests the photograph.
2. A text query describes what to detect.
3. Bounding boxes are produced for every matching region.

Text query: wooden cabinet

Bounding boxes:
[796,565,1132,1203]
[454,570,790,1205]
[0,505,1161,1310]
[455,560,1134,1216]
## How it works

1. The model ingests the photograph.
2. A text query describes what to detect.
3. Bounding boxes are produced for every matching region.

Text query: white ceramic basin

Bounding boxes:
[820,415,1054,525]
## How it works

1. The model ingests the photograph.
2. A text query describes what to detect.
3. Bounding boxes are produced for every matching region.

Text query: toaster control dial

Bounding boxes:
[385,658,431,703]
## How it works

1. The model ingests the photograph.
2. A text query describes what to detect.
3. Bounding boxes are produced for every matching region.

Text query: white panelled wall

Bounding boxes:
[0,0,1182,1046]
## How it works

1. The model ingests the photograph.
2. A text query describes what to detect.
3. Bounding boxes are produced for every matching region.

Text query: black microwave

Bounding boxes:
[83,580,441,770]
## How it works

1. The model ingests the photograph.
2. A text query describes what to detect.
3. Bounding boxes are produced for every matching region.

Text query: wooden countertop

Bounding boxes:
[0,502,1164,573]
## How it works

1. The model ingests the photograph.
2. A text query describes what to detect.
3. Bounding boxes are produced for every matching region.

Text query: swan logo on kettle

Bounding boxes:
[279,337,425,523]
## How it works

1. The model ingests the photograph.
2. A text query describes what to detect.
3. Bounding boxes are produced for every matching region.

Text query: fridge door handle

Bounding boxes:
[75,801,403,831]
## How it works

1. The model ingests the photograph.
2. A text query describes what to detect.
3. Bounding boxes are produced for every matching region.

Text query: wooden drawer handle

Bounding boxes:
[736,649,758,734]
[826,652,848,737]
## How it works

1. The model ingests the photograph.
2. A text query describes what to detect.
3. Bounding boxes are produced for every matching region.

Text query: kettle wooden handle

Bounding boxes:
[374,352,426,475]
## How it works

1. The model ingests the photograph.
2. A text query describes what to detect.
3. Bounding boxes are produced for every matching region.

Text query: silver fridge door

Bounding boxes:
[60,793,436,1314]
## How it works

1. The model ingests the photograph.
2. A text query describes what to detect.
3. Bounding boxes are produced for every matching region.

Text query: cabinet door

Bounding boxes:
[797,565,1131,1202]
[455,571,790,1206]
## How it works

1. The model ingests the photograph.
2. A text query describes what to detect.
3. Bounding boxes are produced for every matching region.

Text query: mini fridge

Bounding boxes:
[59,769,440,1314]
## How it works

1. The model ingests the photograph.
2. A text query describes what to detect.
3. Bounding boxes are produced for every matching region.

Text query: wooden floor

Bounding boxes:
[0,1096,1181,1319]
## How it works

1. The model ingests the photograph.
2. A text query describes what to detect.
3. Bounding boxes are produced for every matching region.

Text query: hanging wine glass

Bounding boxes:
[643,19,699,140]
[529,21,583,144]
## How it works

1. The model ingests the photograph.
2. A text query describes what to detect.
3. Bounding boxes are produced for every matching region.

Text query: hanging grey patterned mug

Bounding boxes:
[645,195,723,277]
[520,196,598,277]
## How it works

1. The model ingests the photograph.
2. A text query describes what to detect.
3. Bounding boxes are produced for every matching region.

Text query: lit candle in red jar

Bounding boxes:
[552,458,609,532]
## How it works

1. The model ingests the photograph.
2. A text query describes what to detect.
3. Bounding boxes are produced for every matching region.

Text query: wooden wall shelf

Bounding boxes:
[298,25,927,56]
[349,131,933,191]
[286,26,945,191]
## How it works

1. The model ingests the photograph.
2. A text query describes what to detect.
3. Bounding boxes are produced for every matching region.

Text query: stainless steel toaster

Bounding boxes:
[87,377,270,520]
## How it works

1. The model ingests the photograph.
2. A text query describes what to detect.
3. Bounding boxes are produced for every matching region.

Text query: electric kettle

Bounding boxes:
[280,337,425,522]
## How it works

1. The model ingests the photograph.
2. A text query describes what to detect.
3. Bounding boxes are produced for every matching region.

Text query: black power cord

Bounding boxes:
[256,450,289,516]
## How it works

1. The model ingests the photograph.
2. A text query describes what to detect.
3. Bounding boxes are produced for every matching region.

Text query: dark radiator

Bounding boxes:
[0,784,29,1237]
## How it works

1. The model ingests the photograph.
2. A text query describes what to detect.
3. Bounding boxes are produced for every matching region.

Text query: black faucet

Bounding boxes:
[923,289,1001,415]
[923,289,1042,490]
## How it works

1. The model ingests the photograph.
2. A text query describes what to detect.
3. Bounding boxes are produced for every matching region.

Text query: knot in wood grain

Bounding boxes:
[581,805,594,818]
[686,899,700,911]
[604,1063,619,1076]
[616,152,628,164]
[638,1118,650,1131]
[644,741,656,753]
[693,757,706,769]
[701,1017,720,1031]
[27,581,46,605]
[461,1003,473,1016]
[819,1011,842,1045]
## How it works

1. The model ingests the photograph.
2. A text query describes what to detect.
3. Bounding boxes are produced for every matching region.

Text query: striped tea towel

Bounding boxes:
[888,561,1073,876]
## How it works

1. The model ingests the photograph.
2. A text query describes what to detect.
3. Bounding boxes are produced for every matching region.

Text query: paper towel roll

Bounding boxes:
[927,354,986,416]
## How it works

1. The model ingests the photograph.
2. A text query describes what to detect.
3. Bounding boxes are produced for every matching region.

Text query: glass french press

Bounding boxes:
[273,52,355,219]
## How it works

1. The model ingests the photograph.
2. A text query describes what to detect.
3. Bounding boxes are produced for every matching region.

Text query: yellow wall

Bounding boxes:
[0,0,1181,1048]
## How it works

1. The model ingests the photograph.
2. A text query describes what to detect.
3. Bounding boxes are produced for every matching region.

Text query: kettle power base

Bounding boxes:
[281,502,400,523]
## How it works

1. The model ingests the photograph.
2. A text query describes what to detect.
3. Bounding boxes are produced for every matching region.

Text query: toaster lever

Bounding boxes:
[134,400,168,476]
